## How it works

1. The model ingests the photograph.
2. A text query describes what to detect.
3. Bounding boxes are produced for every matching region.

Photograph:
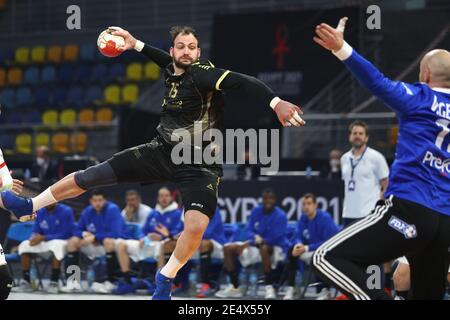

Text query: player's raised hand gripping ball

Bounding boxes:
[97,28,126,57]
[107,26,138,52]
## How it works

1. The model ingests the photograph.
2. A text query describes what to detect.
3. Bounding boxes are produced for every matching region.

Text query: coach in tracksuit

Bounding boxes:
[283,193,340,300]
[17,203,74,292]
[216,188,288,299]
[312,18,450,300]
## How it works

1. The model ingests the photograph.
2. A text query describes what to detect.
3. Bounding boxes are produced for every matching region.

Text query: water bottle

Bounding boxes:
[0,149,13,191]
[249,271,258,297]
[24,168,31,181]
[305,165,313,180]
[87,265,95,290]
[30,265,38,291]
[188,269,197,294]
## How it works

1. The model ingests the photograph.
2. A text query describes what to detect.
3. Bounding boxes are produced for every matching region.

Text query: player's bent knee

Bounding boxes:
[117,242,128,252]
[0,265,13,300]
[103,238,115,251]
[67,237,81,251]
[74,162,117,190]
[184,223,206,238]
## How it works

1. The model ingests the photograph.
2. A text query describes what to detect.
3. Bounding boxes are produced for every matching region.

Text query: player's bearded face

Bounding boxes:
[171,34,201,69]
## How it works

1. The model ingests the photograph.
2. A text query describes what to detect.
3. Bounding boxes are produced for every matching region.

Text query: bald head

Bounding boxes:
[419,49,450,88]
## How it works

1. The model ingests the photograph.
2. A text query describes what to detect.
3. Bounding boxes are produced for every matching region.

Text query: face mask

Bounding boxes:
[36,157,46,166]
[330,159,340,170]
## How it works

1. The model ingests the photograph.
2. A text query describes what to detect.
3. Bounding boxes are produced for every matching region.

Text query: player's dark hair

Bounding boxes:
[348,120,369,136]
[90,189,105,198]
[158,186,171,194]
[125,189,141,198]
[170,26,200,46]
[262,188,276,197]
[303,193,317,203]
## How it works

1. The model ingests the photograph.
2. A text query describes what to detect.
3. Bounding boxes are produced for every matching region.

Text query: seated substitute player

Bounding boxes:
[312,18,450,300]
[215,189,288,299]
[60,190,126,294]
[114,187,182,294]
[16,203,74,293]
[0,170,23,300]
[121,189,152,227]
[0,25,305,300]
[194,207,226,298]
[283,193,340,300]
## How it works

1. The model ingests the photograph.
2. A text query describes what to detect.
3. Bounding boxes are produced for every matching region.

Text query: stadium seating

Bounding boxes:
[84,86,103,104]
[23,109,41,124]
[96,107,113,123]
[78,108,95,124]
[80,43,96,62]
[34,87,51,108]
[51,132,70,153]
[70,131,87,153]
[7,67,23,86]
[73,64,91,83]
[1,41,151,156]
[90,64,108,83]
[67,86,84,108]
[57,64,75,84]
[104,85,121,105]
[15,47,29,64]
[109,63,126,80]
[60,108,77,125]
[24,67,40,85]
[31,46,46,63]
[1,88,16,108]
[47,45,62,63]
[126,62,143,81]
[16,87,33,107]
[42,109,58,126]
[122,84,139,104]
[35,132,50,147]
[0,48,14,64]
[15,133,33,154]
[41,65,56,83]
[144,62,160,81]
[0,68,6,87]
[63,44,79,62]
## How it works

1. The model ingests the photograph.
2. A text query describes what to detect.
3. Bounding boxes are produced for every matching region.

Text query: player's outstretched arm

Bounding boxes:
[191,65,305,127]
[224,72,305,127]
[109,26,172,68]
[314,17,420,115]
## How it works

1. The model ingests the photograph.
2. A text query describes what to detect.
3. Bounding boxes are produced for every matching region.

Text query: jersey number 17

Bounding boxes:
[435,119,450,152]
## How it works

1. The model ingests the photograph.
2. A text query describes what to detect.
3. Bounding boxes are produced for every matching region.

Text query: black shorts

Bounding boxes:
[107,136,221,218]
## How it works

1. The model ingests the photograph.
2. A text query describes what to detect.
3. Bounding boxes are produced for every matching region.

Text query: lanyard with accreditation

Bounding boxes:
[348,147,368,192]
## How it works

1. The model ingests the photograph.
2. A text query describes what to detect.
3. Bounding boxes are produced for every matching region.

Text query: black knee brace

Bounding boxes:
[74,161,118,190]
[0,265,13,300]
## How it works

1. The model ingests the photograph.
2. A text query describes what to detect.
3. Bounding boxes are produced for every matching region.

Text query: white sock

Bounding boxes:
[160,254,184,279]
[32,187,57,212]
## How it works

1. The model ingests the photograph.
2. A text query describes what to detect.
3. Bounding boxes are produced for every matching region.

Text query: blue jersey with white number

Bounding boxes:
[342,48,450,216]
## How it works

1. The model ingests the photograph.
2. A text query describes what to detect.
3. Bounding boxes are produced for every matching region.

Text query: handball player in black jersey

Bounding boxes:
[0,25,305,299]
